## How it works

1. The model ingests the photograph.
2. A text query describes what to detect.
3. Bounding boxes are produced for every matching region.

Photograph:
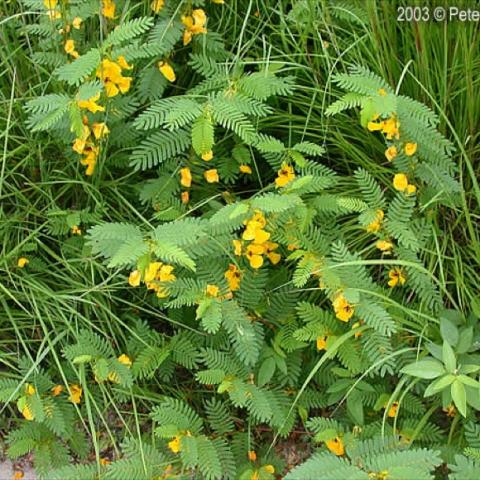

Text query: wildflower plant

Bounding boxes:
[1,1,480,479]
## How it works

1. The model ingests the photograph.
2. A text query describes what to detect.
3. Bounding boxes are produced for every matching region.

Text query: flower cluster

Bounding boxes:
[393,173,416,195]
[96,56,133,98]
[181,9,207,45]
[128,261,176,298]
[233,211,280,269]
[72,109,109,176]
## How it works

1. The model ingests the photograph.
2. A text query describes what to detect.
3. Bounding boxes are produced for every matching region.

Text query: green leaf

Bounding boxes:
[401,359,445,379]
[424,374,455,397]
[257,357,276,387]
[55,49,101,86]
[440,317,459,346]
[451,380,467,417]
[458,375,480,388]
[456,327,473,354]
[191,112,214,156]
[442,341,457,373]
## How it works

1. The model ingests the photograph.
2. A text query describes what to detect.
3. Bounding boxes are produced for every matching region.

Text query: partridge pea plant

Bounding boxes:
[1,1,480,479]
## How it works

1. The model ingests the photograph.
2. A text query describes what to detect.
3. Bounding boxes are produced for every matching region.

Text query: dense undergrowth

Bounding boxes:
[0,1,479,479]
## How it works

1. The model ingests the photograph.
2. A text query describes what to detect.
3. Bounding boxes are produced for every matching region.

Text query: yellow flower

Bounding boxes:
[246,243,264,269]
[206,284,219,297]
[17,257,29,268]
[388,267,406,288]
[366,209,384,233]
[43,0,57,7]
[144,262,163,283]
[72,17,83,29]
[376,240,393,252]
[263,465,275,474]
[47,9,62,20]
[386,401,399,418]
[275,163,295,188]
[117,354,132,367]
[68,384,82,404]
[406,184,416,195]
[404,142,417,156]
[100,458,111,466]
[181,191,190,204]
[201,150,213,161]
[77,93,105,113]
[181,9,207,45]
[64,39,79,58]
[21,404,34,421]
[71,225,82,235]
[443,404,456,417]
[382,117,400,140]
[393,173,409,192]
[25,383,36,396]
[158,61,176,82]
[51,385,63,396]
[378,88,387,96]
[332,295,354,322]
[225,264,241,291]
[128,269,141,287]
[158,265,176,282]
[367,120,383,132]
[204,169,219,183]
[316,335,328,351]
[13,470,24,479]
[239,164,252,174]
[248,450,257,462]
[102,0,116,19]
[91,122,110,140]
[96,59,132,97]
[168,436,181,453]
[325,437,344,456]
[264,241,281,265]
[151,0,165,13]
[385,145,397,162]
[180,167,192,188]
[251,472,259,480]
[80,145,99,176]
[232,239,243,256]
[116,55,133,70]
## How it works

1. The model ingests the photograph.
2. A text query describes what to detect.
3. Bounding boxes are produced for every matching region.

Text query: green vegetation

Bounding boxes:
[1,1,479,479]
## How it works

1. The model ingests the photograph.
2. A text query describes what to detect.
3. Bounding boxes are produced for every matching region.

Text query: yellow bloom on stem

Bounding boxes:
[168,436,181,453]
[117,354,132,367]
[204,169,219,183]
[92,122,110,140]
[367,120,383,132]
[13,470,24,479]
[325,437,344,456]
[316,335,328,351]
[239,164,252,174]
[47,9,62,20]
[21,404,34,421]
[64,39,79,58]
[71,225,82,235]
[443,404,456,417]
[382,117,400,140]
[181,191,190,204]
[17,257,29,268]
[72,138,87,154]
[180,167,192,187]
[206,284,219,297]
[116,55,133,70]
[96,59,132,97]
[385,145,397,162]
[388,267,406,288]
[44,0,57,7]
[80,145,99,176]
[151,0,165,13]
[25,384,36,396]
[263,465,275,474]
[404,142,417,156]
[77,93,105,113]
[128,269,141,287]
[275,163,295,188]
[366,209,384,233]
[191,9,207,33]
[52,385,63,396]
[158,264,176,282]
[386,401,399,418]
[406,184,416,195]
[232,239,243,256]
[72,17,83,29]
[376,240,393,252]
[68,384,82,404]
[264,241,281,265]
[246,243,264,269]
[102,0,116,19]
[144,262,162,283]
[332,294,354,322]
[225,264,241,291]
[158,61,176,82]
[248,450,257,462]
[393,173,408,192]
[378,88,387,96]
[100,458,111,466]
[201,150,213,161]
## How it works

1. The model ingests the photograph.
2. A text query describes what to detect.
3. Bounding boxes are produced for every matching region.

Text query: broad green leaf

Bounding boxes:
[440,317,459,346]
[257,357,276,387]
[451,380,467,417]
[401,359,445,379]
[424,374,455,397]
[442,341,457,373]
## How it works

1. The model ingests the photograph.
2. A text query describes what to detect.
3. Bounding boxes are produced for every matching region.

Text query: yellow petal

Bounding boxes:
[404,142,417,156]
[158,61,176,82]
[204,169,219,183]
[239,164,252,174]
[393,173,408,192]
[201,150,213,161]
[128,270,141,287]
[17,257,29,268]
